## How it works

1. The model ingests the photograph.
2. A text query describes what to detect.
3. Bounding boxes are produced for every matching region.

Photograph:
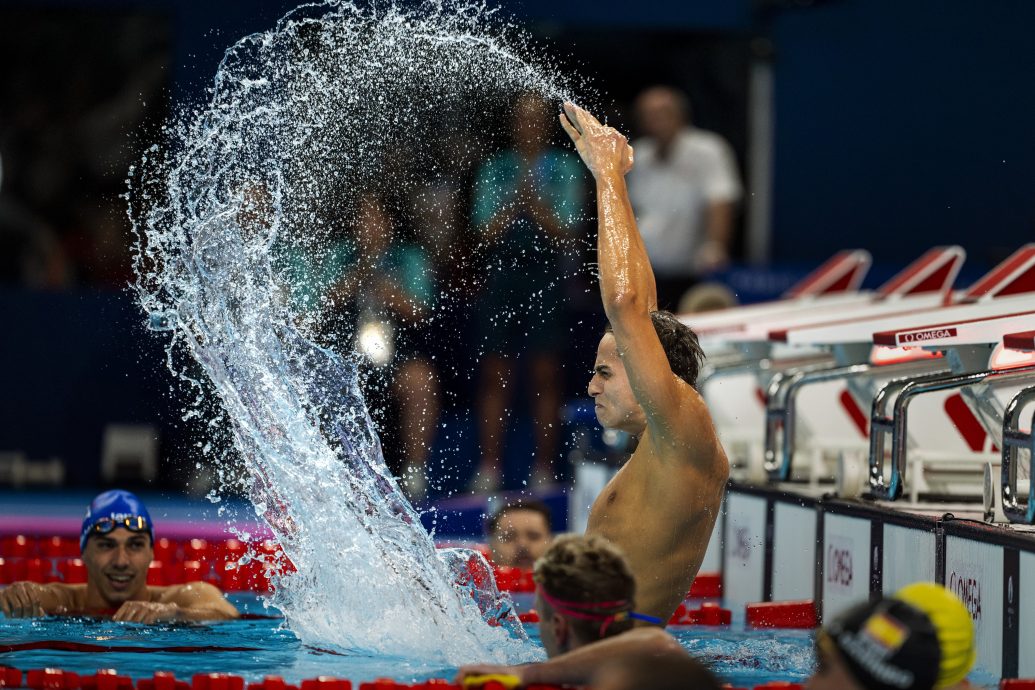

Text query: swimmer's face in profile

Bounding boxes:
[82,527,154,606]
[588,332,647,435]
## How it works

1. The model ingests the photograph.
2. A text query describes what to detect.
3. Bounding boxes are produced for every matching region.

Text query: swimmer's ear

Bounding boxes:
[553,612,570,650]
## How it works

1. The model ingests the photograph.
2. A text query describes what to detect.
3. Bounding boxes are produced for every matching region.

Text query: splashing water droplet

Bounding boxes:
[129,0,586,666]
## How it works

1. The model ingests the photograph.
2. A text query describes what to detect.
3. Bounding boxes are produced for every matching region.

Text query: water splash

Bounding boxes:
[129,0,580,664]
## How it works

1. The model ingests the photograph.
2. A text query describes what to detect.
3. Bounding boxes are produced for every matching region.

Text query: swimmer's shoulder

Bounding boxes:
[153,580,226,604]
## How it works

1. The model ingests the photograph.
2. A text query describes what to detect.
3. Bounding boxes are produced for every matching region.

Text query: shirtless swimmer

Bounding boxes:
[560,102,729,623]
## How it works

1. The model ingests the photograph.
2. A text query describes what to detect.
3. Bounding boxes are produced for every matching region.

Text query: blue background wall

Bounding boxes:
[768,0,1035,266]
[7,0,1030,266]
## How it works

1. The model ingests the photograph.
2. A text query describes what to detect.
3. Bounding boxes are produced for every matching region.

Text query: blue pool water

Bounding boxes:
[0,595,817,687]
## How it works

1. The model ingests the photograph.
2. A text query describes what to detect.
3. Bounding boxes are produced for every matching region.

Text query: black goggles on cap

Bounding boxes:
[89,515,151,536]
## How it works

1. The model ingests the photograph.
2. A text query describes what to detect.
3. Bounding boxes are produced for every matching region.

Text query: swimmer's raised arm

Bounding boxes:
[561,103,720,461]
[559,103,657,313]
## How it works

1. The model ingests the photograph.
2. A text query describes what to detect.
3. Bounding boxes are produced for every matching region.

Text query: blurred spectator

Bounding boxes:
[337,193,440,501]
[0,9,169,290]
[592,652,722,690]
[486,499,552,569]
[808,582,976,690]
[456,534,684,686]
[470,91,584,493]
[0,171,69,287]
[628,86,742,310]
[284,191,440,501]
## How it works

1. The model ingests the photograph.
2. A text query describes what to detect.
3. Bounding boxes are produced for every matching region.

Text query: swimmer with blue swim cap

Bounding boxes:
[0,489,239,622]
[80,489,155,552]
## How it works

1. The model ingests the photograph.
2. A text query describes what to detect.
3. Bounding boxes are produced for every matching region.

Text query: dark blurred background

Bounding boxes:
[2,0,1034,492]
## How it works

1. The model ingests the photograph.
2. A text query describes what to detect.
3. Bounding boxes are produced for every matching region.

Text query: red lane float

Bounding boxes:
[26,669,81,690]
[299,679,351,690]
[744,601,817,629]
[138,673,190,690]
[192,675,244,690]
[1,535,35,558]
[81,671,133,690]
[246,677,298,690]
[687,573,722,599]
[669,602,732,626]
[0,668,23,688]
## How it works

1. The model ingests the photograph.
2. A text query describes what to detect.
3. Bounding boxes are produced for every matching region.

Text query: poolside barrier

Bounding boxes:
[669,602,732,626]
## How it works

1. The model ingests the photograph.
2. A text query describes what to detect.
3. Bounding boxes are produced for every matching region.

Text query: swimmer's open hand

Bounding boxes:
[559,102,634,179]
[113,600,180,624]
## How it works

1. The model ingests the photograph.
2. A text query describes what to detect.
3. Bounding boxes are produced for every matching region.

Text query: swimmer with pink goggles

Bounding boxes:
[537,584,663,637]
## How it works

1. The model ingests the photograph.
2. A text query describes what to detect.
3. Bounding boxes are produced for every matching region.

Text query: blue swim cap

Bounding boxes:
[80,489,155,552]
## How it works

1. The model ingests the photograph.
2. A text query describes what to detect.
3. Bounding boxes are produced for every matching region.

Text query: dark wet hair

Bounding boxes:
[486,499,552,537]
[605,310,705,388]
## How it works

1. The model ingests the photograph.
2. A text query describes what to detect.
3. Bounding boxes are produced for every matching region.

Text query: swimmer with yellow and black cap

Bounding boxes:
[808,582,976,690]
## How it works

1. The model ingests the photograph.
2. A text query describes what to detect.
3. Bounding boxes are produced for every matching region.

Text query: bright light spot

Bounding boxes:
[357,320,394,367]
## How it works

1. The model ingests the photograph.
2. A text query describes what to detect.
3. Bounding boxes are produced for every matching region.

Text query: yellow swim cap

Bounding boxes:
[894,582,976,688]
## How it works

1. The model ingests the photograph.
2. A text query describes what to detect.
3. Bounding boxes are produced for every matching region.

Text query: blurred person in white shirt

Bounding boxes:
[628,86,742,310]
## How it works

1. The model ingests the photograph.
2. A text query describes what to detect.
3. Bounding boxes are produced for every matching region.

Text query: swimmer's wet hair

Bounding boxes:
[606,310,705,388]
[533,534,636,642]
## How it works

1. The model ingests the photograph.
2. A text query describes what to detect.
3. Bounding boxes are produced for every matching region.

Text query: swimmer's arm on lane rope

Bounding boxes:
[0,581,78,617]
[138,581,240,622]
[454,628,683,687]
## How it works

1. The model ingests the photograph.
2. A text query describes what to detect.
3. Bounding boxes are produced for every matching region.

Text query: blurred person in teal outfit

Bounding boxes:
[282,190,440,501]
[469,92,585,492]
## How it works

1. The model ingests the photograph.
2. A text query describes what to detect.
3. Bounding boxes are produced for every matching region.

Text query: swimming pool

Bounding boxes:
[0,594,817,688]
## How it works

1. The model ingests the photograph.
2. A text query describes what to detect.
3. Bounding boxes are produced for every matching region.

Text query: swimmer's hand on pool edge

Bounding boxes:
[559,102,634,180]
[0,581,51,618]
[0,580,239,623]
[114,581,241,623]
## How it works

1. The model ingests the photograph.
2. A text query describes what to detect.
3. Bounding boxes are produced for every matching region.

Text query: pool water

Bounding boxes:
[0,595,817,687]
